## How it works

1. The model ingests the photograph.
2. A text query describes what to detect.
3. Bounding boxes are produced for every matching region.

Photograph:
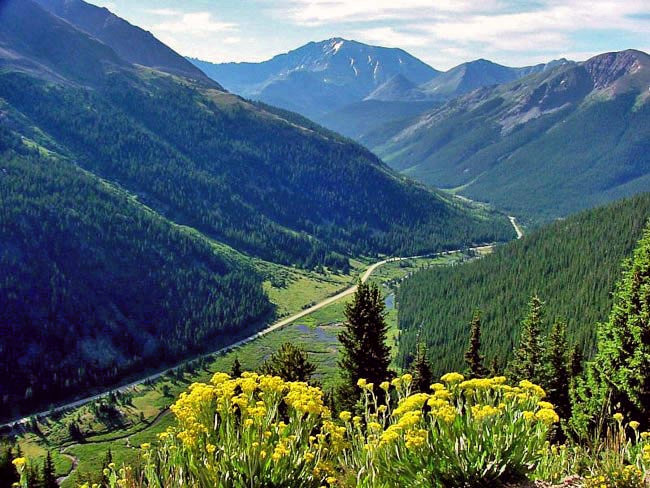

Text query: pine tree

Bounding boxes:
[572,226,650,434]
[464,311,487,378]
[338,281,391,409]
[259,343,316,383]
[26,462,40,488]
[0,445,19,488]
[231,357,243,377]
[489,357,503,376]
[568,345,584,380]
[544,321,571,421]
[411,344,433,393]
[508,295,546,385]
[42,451,57,488]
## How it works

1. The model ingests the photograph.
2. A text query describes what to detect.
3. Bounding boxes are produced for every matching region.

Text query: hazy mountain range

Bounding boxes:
[191,39,568,126]
[368,49,650,220]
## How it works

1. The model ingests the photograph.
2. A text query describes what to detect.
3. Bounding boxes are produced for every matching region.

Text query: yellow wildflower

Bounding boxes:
[441,372,464,383]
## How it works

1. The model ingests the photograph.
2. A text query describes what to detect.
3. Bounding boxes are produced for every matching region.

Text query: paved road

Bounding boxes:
[0,254,430,430]
[509,216,525,239]
[3,228,519,431]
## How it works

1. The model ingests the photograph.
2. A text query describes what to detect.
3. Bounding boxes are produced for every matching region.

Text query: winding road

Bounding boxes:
[2,255,424,430]
[3,216,524,431]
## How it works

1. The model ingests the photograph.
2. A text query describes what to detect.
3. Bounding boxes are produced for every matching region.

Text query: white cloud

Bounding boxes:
[272,0,501,25]
[144,8,182,17]
[353,26,430,48]
[154,12,237,36]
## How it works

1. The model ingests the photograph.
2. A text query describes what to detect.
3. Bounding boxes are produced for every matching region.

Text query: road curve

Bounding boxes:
[1,254,425,429]
[3,241,506,430]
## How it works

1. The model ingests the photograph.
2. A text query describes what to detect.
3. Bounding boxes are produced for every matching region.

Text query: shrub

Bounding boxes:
[85,372,565,487]
[341,374,558,487]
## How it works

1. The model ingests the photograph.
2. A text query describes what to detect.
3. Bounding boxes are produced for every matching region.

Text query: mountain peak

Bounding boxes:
[31,0,219,86]
[190,38,439,118]
[365,73,422,101]
[583,49,650,89]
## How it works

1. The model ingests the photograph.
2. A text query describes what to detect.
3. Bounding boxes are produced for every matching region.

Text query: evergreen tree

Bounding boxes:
[42,451,57,488]
[572,226,650,434]
[508,295,546,385]
[0,445,19,488]
[568,345,584,380]
[464,311,488,378]
[411,344,433,393]
[338,281,391,409]
[544,321,571,421]
[489,357,503,376]
[231,357,243,377]
[259,343,316,383]
[26,462,40,488]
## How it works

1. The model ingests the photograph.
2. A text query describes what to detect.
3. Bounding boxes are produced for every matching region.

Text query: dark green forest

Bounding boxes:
[0,127,272,421]
[397,193,650,373]
[0,68,513,269]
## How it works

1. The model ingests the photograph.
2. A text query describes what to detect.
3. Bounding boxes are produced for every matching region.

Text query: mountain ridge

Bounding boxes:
[368,48,650,221]
[190,38,440,118]
[31,0,219,86]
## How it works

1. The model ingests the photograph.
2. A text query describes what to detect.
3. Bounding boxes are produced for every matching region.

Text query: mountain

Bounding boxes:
[318,99,441,141]
[365,74,427,101]
[369,49,650,221]
[31,0,217,86]
[0,0,514,417]
[191,41,572,142]
[396,192,650,374]
[190,38,440,119]
[417,58,570,100]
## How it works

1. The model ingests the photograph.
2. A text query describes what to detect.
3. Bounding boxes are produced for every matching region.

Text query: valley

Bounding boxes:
[5,251,470,485]
[2,0,650,486]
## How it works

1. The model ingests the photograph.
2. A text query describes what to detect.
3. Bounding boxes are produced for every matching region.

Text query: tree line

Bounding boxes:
[396,193,650,374]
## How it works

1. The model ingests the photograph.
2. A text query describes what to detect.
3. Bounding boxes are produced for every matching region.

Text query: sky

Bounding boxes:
[91,0,650,70]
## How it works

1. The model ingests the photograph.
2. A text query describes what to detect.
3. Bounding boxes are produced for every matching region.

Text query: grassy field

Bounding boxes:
[8,252,469,485]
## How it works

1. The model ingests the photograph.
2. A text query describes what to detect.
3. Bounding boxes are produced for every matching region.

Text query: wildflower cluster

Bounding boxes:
[340,373,558,487]
[18,373,563,488]
[535,414,650,487]
[144,372,334,487]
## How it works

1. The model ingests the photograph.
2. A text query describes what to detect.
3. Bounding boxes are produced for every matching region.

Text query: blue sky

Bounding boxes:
[91,0,650,70]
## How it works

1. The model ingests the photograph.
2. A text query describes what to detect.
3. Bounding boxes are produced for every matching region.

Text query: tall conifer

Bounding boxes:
[508,295,545,385]
[464,310,487,378]
[572,226,650,433]
[338,281,391,409]
[411,344,434,393]
[544,321,571,421]
[42,451,57,488]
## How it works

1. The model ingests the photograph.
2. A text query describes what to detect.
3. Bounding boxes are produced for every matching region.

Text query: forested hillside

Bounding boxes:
[0,0,514,270]
[0,127,272,421]
[396,193,650,373]
[0,0,514,420]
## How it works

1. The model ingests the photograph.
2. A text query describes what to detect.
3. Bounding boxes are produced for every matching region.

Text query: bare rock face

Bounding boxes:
[583,49,649,90]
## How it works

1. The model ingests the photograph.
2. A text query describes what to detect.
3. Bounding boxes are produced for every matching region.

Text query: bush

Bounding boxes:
[342,374,558,487]
[84,372,565,487]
